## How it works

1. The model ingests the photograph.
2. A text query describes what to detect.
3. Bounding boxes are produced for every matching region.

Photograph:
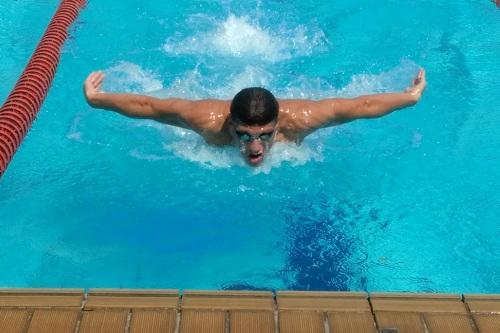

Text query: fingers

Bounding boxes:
[86,71,103,80]
[412,68,426,86]
[417,68,427,88]
[86,71,105,90]
[86,71,97,82]
[418,68,426,82]
[420,69,426,85]
[93,72,105,88]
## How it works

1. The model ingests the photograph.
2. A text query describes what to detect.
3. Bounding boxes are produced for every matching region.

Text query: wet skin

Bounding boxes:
[231,121,277,166]
[84,70,427,167]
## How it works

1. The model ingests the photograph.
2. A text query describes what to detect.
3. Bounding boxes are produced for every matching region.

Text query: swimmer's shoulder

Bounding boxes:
[277,99,313,135]
[186,99,232,145]
[186,99,231,132]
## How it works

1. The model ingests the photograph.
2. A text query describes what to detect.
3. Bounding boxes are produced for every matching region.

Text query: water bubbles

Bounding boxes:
[164,137,244,169]
[339,59,420,97]
[163,135,323,174]
[281,59,421,99]
[103,61,163,93]
[153,65,274,99]
[163,14,328,62]
[98,6,421,174]
[100,58,420,173]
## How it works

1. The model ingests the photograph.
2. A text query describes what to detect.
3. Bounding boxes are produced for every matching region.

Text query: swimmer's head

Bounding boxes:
[230,87,278,166]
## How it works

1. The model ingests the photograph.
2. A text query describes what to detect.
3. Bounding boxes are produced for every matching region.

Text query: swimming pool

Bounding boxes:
[0,0,499,292]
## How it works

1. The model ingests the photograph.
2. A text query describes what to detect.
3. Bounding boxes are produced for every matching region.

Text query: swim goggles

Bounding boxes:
[235,130,275,144]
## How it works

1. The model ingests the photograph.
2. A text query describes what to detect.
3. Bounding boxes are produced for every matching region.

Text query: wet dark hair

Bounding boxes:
[230,87,279,125]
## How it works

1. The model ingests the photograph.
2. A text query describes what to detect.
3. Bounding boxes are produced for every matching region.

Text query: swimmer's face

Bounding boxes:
[231,121,277,166]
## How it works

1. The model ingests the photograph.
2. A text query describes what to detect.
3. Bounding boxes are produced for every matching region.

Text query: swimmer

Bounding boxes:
[83,69,426,166]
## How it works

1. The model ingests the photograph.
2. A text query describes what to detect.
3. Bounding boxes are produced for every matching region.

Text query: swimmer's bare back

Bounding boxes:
[83,69,426,145]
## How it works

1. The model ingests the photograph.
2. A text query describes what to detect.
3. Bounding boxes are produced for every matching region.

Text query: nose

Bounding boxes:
[247,139,263,153]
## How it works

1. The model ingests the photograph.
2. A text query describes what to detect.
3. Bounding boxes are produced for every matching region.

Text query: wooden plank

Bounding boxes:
[85,289,179,309]
[277,291,370,311]
[464,294,500,313]
[370,293,466,313]
[328,312,377,333]
[468,301,500,313]
[179,310,226,333]
[0,309,30,333]
[375,312,425,333]
[423,313,475,333]
[472,314,500,333]
[27,309,78,333]
[230,310,274,333]
[277,291,367,298]
[0,289,83,296]
[182,291,274,311]
[85,296,178,309]
[0,289,83,308]
[88,289,178,296]
[129,310,177,333]
[371,293,460,299]
[184,290,271,297]
[279,311,325,333]
[78,310,128,333]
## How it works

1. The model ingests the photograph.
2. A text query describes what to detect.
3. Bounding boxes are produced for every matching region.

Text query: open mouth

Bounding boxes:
[248,152,264,164]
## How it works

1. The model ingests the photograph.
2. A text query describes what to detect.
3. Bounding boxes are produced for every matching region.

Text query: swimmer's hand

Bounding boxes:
[83,71,105,107]
[405,69,426,103]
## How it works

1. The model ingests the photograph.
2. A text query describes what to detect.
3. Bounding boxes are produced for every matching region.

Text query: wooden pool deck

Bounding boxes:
[0,289,498,333]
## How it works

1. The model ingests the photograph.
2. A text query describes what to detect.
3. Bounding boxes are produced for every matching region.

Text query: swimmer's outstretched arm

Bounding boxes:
[83,71,222,130]
[286,69,426,133]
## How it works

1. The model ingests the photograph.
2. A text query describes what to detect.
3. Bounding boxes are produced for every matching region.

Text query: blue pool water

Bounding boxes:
[0,0,499,292]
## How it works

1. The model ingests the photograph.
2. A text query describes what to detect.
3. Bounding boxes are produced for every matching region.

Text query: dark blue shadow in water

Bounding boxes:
[218,198,373,292]
[279,199,356,291]
[221,282,274,292]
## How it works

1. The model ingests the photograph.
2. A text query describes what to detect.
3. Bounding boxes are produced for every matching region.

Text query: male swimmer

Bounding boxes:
[83,69,426,166]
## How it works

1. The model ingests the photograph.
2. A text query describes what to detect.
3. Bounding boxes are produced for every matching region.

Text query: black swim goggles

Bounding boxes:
[235,130,275,144]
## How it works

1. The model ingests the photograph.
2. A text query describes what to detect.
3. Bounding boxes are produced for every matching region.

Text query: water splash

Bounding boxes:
[153,59,420,101]
[163,14,328,62]
[103,61,164,93]
[164,135,323,174]
[99,60,420,172]
[129,149,169,162]
[281,59,421,99]
[339,60,421,96]
[154,65,273,99]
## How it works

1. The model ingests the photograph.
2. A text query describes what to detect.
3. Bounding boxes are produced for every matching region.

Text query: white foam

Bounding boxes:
[164,136,323,174]
[153,59,419,101]
[129,149,169,161]
[253,142,324,174]
[222,66,274,95]
[147,61,419,172]
[281,59,421,99]
[153,65,274,99]
[164,136,244,169]
[103,61,164,93]
[339,60,420,97]
[88,59,419,172]
[66,113,83,142]
[163,14,327,62]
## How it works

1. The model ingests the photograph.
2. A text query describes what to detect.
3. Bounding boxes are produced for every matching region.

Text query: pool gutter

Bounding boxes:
[0,288,498,332]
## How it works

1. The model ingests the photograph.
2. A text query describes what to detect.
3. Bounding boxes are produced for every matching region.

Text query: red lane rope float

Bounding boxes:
[0,0,86,178]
